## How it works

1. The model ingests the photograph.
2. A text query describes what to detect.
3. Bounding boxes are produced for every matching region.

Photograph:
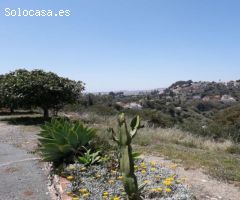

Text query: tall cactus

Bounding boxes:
[110,113,142,200]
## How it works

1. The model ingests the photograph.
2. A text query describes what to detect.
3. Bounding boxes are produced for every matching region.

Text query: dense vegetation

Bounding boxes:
[1,69,239,142]
[62,80,240,142]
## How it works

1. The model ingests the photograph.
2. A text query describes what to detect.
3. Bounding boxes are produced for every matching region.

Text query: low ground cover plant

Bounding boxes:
[63,159,192,199]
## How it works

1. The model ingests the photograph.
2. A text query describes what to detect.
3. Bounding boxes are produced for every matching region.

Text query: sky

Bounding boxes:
[0,0,240,92]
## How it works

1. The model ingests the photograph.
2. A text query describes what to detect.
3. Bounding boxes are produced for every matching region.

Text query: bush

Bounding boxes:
[209,104,240,142]
[87,105,117,116]
[38,118,96,165]
[226,144,240,154]
[148,112,174,128]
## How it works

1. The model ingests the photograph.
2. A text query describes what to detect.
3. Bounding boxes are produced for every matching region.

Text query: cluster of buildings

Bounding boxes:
[165,80,240,103]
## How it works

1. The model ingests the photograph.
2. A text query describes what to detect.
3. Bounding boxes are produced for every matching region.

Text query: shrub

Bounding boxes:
[38,118,96,165]
[87,105,117,116]
[226,144,240,154]
[148,112,174,128]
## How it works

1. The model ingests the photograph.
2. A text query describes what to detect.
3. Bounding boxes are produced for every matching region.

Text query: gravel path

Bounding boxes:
[0,121,51,200]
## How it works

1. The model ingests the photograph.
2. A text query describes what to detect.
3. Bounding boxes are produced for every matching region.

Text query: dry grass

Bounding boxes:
[71,112,240,155]
[134,126,239,154]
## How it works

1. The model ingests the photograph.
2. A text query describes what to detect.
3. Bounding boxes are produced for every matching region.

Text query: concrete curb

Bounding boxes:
[51,174,71,200]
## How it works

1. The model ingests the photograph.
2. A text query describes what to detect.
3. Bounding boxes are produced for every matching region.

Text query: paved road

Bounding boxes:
[0,121,51,200]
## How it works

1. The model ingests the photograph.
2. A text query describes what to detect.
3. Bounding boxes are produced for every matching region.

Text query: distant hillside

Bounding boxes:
[163,80,240,103]
[93,88,165,96]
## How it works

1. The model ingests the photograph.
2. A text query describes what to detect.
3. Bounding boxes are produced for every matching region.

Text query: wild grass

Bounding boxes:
[134,127,240,154]
[74,112,240,155]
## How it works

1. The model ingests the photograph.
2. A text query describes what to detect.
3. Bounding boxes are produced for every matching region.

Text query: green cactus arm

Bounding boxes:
[118,113,129,135]
[130,115,141,138]
[130,116,140,130]
[108,127,120,144]
[112,134,119,143]
[130,129,137,139]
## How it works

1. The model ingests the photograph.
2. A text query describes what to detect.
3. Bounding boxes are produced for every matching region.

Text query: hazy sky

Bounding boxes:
[0,0,240,92]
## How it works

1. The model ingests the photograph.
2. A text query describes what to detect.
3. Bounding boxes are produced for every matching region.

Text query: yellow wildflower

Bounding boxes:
[82,193,90,198]
[80,167,87,171]
[150,161,156,166]
[141,170,146,174]
[66,176,74,181]
[72,198,79,200]
[165,188,172,193]
[103,192,109,196]
[121,192,127,196]
[163,180,172,186]
[150,167,157,172]
[151,188,157,192]
[140,162,146,169]
[117,176,123,180]
[95,174,102,179]
[155,175,161,179]
[176,180,181,184]
[143,180,151,184]
[157,187,163,192]
[108,179,115,184]
[79,188,88,194]
[166,177,174,181]
[113,196,120,200]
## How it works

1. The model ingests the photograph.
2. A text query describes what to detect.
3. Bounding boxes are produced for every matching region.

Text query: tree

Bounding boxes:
[0,70,29,113]
[109,91,115,98]
[0,69,84,118]
[0,75,4,110]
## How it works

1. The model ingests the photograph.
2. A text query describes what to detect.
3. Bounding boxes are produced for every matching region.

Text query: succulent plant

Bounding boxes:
[38,118,96,165]
[78,149,102,166]
[110,113,143,200]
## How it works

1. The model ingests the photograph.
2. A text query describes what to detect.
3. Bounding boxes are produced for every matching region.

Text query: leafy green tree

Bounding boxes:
[0,69,84,118]
[0,75,4,110]
[0,69,29,113]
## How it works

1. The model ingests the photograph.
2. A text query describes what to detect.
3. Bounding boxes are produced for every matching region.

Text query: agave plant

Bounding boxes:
[78,148,102,166]
[38,118,96,165]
